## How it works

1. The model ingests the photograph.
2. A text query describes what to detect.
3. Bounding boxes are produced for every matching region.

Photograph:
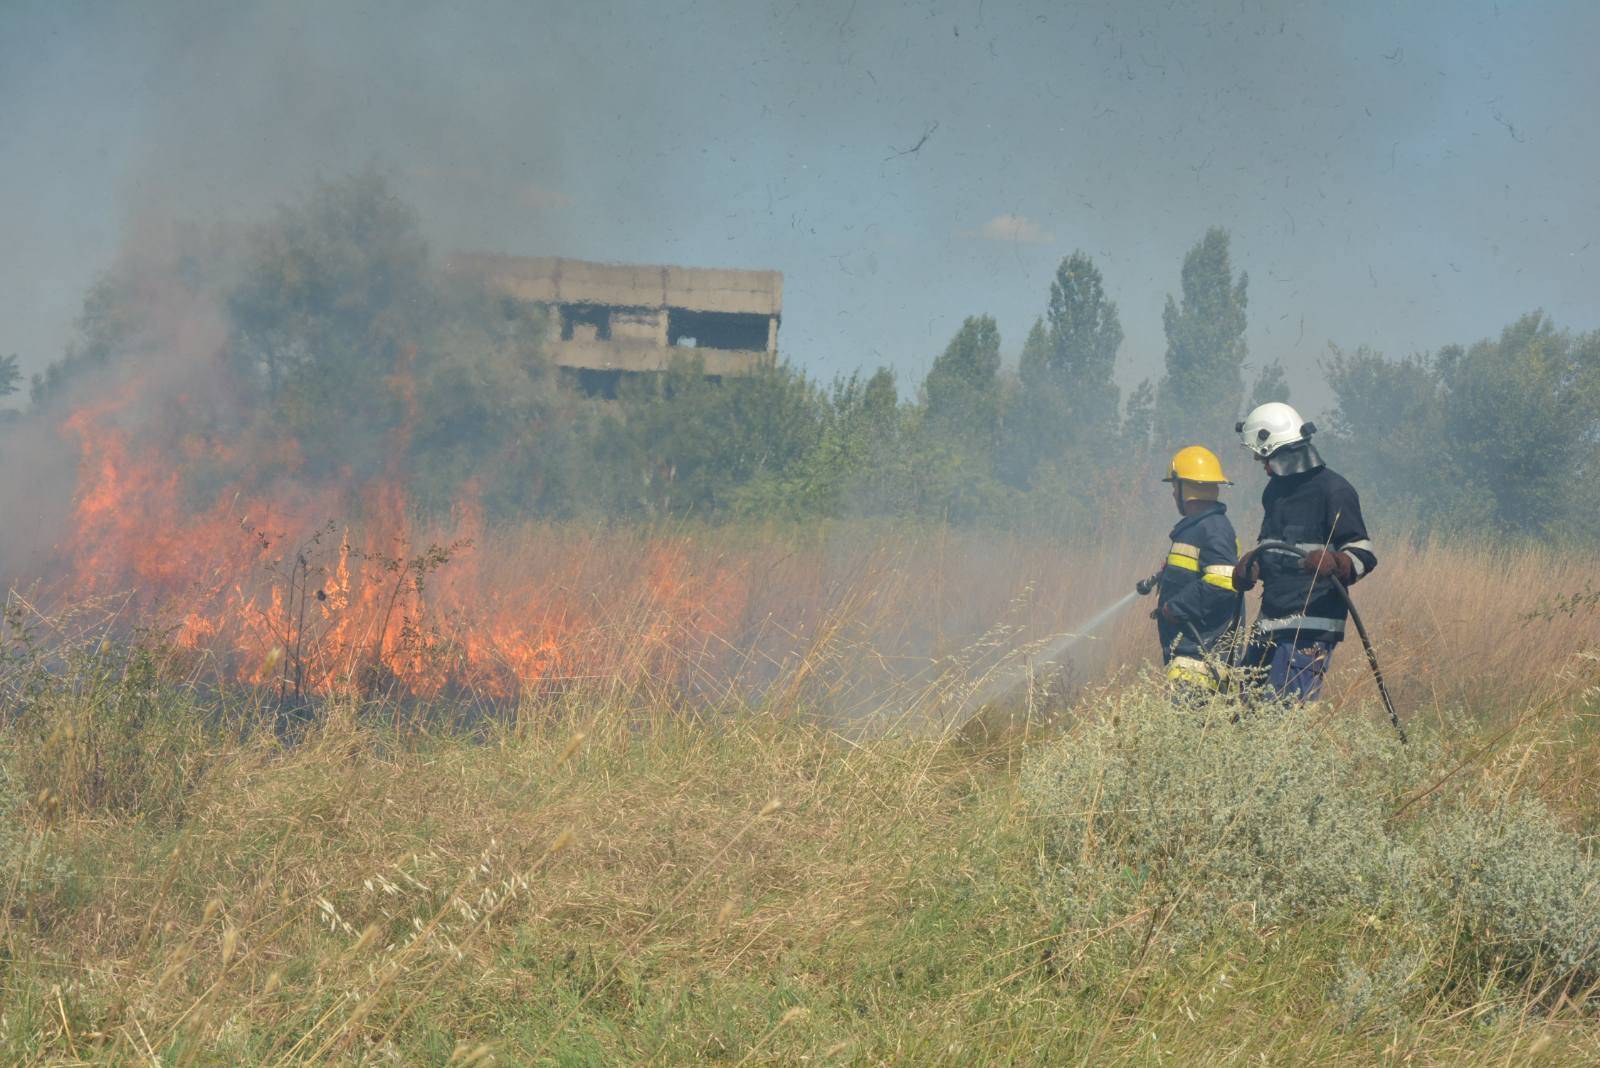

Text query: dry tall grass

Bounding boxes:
[2,521,1597,1064]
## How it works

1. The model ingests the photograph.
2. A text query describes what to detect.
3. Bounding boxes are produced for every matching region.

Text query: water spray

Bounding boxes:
[955,589,1141,716]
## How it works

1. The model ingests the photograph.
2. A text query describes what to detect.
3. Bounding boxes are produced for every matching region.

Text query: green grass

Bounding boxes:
[3,655,1599,1063]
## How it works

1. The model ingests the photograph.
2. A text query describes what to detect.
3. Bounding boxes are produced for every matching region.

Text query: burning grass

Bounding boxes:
[24,511,1599,730]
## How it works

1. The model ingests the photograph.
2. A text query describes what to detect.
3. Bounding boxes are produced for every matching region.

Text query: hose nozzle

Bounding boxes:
[1135,572,1160,597]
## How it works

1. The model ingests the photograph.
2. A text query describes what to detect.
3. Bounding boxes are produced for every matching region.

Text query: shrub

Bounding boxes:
[1023,683,1600,1008]
[1420,796,1600,989]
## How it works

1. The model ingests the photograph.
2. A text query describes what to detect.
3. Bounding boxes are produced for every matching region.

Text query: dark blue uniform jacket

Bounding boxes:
[1157,502,1239,662]
[1254,466,1378,645]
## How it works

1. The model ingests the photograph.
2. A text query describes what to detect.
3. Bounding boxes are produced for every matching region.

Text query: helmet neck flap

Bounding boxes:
[1265,441,1324,478]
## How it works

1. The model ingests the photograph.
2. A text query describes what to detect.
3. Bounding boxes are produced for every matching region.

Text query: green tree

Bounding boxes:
[997,319,1052,487]
[1157,228,1249,451]
[407,283,570,519]
[227,170,436,478]
[1040,251,1122,430]
[32,277,140,409]
[599,357,825,518]
[0,354,18,430]
[734,366,905,519]
[908,316,1015,521]
[924,315,1002,448]
[1249,361,1290,409]
[1326,314,1600,540]
[1324,344,1446,530]
[1120,378,1156,454]
[1003,253,1125,488]
[1436,313,1600,539]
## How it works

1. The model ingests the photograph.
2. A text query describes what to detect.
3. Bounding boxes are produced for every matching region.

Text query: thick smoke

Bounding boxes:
[5,1,1598,394]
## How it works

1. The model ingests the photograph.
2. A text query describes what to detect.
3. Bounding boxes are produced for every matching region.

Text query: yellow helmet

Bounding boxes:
[1163,446,1232,500]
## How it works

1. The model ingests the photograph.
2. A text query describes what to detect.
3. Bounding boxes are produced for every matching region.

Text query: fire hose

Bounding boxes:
[1138,541,1407,743]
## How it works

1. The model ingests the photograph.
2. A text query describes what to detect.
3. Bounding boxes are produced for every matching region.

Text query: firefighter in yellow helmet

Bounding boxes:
[1150,446,1240,694]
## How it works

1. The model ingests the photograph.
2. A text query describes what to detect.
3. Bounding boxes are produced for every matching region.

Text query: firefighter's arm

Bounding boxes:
[1306,481,1377,584]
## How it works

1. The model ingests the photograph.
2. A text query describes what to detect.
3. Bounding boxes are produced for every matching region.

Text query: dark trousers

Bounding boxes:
[1241,637,1335,702]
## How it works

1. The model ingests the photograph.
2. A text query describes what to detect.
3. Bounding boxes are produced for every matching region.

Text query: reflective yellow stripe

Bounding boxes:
[1202,566,1235,591]
[1167,657,1223,692]
[1167,542,1200,571]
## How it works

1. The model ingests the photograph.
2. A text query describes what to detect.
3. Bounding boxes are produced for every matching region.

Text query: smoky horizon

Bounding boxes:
[4,1,1597,406]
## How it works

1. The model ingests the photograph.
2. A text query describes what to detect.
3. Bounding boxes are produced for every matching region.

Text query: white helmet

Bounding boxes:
[1237,401,1315,458]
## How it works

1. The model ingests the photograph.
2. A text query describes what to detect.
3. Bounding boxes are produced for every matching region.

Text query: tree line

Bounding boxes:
[20,173,1600,542]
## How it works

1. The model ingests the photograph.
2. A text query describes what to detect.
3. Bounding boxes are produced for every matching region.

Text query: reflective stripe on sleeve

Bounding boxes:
[1257,614,1347,634]
[1202,565,1235,591]
[1349,554,1368,578]
[1340,538,1375,554]
[1167,542,1200,571]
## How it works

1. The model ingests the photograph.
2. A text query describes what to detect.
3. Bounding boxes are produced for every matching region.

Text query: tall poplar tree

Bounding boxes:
[1156,228,1249,451]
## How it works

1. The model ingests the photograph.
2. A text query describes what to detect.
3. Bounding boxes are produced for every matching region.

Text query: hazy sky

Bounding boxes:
[4,0,1597,413]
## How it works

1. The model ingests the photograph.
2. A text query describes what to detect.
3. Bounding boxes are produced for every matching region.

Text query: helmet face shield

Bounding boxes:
[1263,441,1324,477]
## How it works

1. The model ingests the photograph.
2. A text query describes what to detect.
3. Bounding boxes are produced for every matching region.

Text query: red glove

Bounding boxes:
[1158,602,1179,623]
[1301,548,1354,582]
[1231,552,1259,592]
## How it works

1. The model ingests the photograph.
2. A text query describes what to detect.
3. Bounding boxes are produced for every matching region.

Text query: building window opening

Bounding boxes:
[667,310,769,351]
[560,304,611,342]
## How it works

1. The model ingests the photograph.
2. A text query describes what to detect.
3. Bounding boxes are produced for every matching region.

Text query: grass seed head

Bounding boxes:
[351,923,382,955]
[558,732,586,764]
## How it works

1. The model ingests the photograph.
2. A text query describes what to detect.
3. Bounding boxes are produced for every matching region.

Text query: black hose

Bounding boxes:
[1245,540,1407,744]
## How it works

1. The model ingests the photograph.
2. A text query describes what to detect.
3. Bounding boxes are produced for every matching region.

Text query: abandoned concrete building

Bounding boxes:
[447,254,781,392]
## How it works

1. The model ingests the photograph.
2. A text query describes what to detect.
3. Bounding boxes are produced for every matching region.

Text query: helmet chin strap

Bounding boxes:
[1265,441,1324,477]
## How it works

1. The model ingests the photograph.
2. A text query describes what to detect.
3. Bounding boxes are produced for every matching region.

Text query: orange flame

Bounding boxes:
[55,374,749,703]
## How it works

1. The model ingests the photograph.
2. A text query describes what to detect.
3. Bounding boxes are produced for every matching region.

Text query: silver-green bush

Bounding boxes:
[1023,683,1600,1006]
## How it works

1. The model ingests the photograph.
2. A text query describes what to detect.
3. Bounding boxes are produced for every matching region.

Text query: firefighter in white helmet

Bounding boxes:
[1231,401,1378,701]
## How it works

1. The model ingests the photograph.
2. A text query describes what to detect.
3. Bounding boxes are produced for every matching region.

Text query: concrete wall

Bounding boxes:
[549,339,772,376]
[448,254,783,319]
[610,307,667,344]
